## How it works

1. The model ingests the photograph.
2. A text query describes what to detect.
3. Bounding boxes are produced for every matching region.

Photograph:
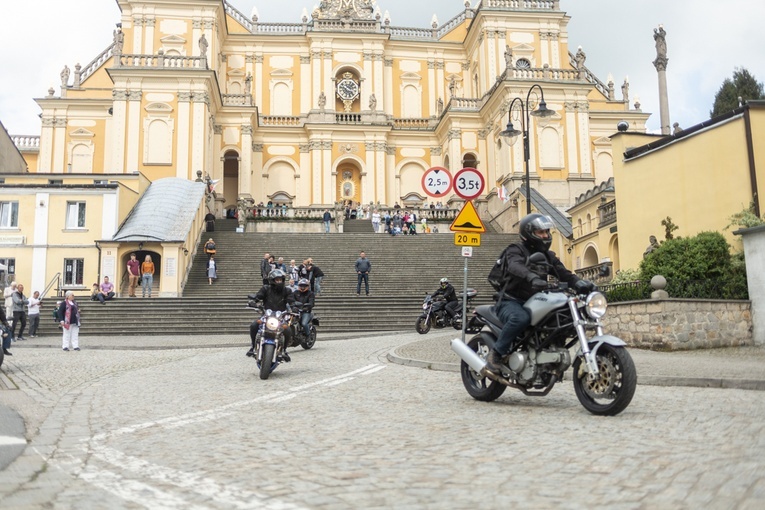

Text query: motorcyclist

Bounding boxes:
[432,277,460,321]
[247,269,296,361]
[292,278,315,339]
[485,213,594,375]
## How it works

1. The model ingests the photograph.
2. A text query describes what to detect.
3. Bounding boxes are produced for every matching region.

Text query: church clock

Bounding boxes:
[336,72,359,111]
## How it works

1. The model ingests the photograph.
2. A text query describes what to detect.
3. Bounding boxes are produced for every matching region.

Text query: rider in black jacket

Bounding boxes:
[433,277,460,319]
[292,278,315,338]
[486,213,592,375]
[247,269,296,360]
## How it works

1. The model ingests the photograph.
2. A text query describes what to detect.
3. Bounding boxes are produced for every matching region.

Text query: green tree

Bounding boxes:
[710,67,765,118]
[639,231,731,281]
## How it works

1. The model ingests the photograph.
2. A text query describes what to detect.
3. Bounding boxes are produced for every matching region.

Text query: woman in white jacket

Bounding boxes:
[4,282,17,321]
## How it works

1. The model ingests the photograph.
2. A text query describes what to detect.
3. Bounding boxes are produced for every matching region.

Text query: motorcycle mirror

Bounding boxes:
[528,252,547,264]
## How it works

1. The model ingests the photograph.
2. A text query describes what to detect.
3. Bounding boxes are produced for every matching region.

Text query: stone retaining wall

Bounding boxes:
[602,299,753,350]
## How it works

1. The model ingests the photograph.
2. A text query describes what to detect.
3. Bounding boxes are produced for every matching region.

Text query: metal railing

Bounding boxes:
[599,278,749,302]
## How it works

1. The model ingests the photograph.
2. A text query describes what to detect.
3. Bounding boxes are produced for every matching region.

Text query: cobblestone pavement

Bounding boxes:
[1,333,764,509]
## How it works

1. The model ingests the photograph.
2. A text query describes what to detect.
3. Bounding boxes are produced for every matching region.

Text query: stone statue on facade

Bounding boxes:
[236,196,254,229]
[654,25,667,59]
[317,0,376,20]
[621,78,629,104]
[437,97,444,115]
[448,78,457,97]
[60,65,70,87]
[198,34,209,58]
[112,28,124,55]
[318,91,327,109]
[643,235,660,258]
[574,46,587,79]
[369,93,377,111]
[504,45,513,69]
[244,73,252,93]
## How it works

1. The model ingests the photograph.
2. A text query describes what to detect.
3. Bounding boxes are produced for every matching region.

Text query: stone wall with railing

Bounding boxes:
[601,299,753,350]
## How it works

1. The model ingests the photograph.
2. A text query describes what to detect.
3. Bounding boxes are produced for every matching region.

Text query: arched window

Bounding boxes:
[515,58,531,69]
[70,143,92,173]
[462,153,478,169]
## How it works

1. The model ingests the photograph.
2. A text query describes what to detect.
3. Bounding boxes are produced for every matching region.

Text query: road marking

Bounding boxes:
[0,435,26,446]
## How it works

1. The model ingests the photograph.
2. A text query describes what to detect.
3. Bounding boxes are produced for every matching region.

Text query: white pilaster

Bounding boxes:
[143,18,155,54]
[111,90,128,173]
[191,93,207,179]
[39,118,54,172]
[577,103,592,175]
[312,50,322,109]
[101,192,118,239]
[565,105,578,174]
[427,60,436,117]
[384,58,393,116]
[240,126,253,195]
[126,90,142,173]
[132,16,143,54]
[53,118,66,173]
[176,91,191,179]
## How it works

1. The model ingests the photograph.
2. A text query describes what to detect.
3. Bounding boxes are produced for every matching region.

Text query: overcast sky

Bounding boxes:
[1,0,763,135]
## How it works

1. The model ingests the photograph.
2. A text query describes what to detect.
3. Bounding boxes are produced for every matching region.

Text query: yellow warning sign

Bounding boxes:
[449,200,486,233]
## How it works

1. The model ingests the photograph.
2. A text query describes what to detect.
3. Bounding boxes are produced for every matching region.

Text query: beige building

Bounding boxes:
[17,0,646,214]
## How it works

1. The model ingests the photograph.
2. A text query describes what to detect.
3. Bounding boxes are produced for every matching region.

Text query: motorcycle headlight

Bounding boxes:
[422,303,428,310]
[266,317,280,331]
[585,292,608,319]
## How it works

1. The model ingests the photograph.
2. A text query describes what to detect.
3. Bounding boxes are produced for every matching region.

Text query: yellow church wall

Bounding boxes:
[154,18,192,56]
[613,118,755,271]
[22,153,38,173]
[226,14,252,35]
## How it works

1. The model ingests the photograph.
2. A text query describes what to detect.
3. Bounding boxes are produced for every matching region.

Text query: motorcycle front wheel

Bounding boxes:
[460,335,506,402]
[259,343,276,380]
[415,315,431,334]
[301,327,317,350]
[572,344,637,416]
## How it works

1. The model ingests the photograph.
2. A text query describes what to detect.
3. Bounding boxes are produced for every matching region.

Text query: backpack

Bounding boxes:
[487,243,529,292]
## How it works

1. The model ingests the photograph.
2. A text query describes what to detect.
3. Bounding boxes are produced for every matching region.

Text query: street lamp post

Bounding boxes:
[499,84,555,214]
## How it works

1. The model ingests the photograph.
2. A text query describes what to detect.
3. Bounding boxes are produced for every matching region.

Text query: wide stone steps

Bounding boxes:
[37,228,516,336]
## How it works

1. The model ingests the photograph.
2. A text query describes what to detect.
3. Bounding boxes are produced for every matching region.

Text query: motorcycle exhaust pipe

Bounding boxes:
[451,338,487,373]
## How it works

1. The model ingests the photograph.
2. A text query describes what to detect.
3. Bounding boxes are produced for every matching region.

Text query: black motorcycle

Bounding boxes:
[415,289,477,334]
[289,303,319,350]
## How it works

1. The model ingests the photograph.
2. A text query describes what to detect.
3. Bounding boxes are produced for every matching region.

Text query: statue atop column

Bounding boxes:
[112,27,124,55]
[574,46,587,79]
[199,34,209,58]
[654,25,667,59]
[60,65,70,87]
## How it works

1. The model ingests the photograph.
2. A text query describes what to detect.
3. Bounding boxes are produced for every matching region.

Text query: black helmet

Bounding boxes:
[268,269,286,288]
[519,213,554,252]
[297,278,310,290]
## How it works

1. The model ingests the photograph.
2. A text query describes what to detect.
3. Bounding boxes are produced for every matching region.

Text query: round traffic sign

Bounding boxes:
[453,167,485,200]
[421,167,453,198]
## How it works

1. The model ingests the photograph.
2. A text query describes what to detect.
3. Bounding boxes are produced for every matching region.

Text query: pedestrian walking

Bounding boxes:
[355,251,371,296]
[126,253,140,297]
[11,283,28,341]
[204,238,217,260]
[260,253,271,285]
[310,260,325,295]
[371,209,380,233]
[207,255,218,285]
[323,209,332,233]
[58,291,81,351]
[27,290,41,337]
[141,255,155,298]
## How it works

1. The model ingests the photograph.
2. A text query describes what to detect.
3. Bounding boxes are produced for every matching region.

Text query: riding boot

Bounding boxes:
[484,349,503,376]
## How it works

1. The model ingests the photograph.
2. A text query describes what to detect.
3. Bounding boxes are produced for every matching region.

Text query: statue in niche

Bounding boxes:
[643,235,660,258]
[369,93,377,111]
[198,34,209,58]
[112,28,124,55]
[60,65,70,87]
[654,25,667,58]
[448,78,457,97]
[318,91,327,109]
[504,45,513,69]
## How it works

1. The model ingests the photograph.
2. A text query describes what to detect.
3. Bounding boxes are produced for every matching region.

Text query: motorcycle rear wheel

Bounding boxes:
[460,336,506,402]
[259,343,276,380]
[572,344,636,416]
[301,327,317,350]
[415,315,431,334]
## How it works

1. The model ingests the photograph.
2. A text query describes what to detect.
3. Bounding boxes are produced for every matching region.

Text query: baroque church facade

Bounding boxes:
[27,0,649,215]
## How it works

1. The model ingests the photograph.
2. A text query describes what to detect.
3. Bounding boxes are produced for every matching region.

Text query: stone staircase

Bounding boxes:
[37,220,517,336]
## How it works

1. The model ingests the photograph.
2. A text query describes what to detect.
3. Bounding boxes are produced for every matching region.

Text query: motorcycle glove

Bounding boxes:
[530,278,549,292]
[574,279,596,294]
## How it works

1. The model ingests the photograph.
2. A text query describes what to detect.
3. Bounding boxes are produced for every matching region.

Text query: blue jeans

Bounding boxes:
[142,274,154,297]
[356,273,369,295]
[492,298,531,356]
[300,311,313,337]
[314,276,323,295]
[324,220,330,233]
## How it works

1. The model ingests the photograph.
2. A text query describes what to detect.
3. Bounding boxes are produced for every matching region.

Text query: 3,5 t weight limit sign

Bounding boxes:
[453,168,485,200]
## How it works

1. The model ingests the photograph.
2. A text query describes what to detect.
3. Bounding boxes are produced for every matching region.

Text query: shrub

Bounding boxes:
[639,231,732,282]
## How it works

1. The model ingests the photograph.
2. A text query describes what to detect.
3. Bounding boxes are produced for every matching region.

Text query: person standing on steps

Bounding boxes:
[323,209,332,233]
[355,251,371,296]
[260,253,271,285]
[58,291,82,351]
[126,253,140,297]
[141,255,155,298]
[207,254,218,285]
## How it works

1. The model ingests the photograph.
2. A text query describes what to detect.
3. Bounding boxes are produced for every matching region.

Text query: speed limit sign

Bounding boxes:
[421,166,453,198]
[453,167,485,200]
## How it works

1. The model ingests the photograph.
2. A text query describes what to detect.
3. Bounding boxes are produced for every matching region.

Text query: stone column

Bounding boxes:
[653,25,671,135]
[191,92,208,180]
[52,118,66,173]
[312,50,322,110]
[240,126,253,195]
[736,225,765,345]
[300,54,311,112]
[427,60,436,117]
[144,18,155,54]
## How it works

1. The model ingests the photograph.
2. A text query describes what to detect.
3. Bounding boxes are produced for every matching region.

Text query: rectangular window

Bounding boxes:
[64,258,84,286]
[0,258,16,276]
[49,179,63,185]
[93,179,108,185]
[66,201,86,229]
[0,201,19,228]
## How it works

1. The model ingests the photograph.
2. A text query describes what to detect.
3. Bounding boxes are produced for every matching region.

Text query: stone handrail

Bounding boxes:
[392,118,433,130]
[449,97,482,111]
[336,113,363,124]
[568,51,609,98]
[260,116,302,126]
[388,25,435,39]
[575,261,613,283]
[11,135,40,150]
[222,94,253,106]
[598,200,617,228]
[117,53,207,69]
[79,43,115,84]
[437,11,469,39]
[224,1,254,32]
[254,22,306,34]
[480,0,560,9]
[314,19,379,32]
[246,205,459,222]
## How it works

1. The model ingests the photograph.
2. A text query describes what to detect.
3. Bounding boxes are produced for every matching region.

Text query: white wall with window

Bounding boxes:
[0,201,19,228]
[66,201,86,229]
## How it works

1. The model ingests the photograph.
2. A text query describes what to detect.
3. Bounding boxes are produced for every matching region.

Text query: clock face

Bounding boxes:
[337,78,359,101]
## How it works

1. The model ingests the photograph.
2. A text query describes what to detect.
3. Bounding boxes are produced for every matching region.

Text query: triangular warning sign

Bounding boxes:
[450,201,486,233]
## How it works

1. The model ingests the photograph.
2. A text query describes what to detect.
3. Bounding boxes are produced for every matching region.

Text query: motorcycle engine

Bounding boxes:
[507,347,571,385]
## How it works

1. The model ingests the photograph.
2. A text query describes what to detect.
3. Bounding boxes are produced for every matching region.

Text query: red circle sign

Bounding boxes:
[453,168,485,200]
[421,167,453,198]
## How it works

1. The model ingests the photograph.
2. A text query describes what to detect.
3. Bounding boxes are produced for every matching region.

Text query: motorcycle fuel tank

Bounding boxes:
[524,292,569,326]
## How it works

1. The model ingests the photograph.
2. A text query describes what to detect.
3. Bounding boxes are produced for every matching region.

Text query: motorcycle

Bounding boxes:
[247,297,295,380]
[415,289,477,334]
[289,303,319,350]
[451,253,637,416]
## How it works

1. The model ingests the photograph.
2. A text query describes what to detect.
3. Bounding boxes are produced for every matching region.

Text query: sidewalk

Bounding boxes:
[5,331,765,391]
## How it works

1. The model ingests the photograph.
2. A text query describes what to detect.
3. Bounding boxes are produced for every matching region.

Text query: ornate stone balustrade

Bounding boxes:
[482,0,560,9]
[598,200,617,228]
[449,98,482,111]
[224,2,254,32]
[392,118,434,130]
[116,54,207,69]
[314,19,379,32]
[568,51,609,98]
[222,94,253,106]
[80,44,115,84]
[246,205,458,222]
[11,135,40,151]
[335,113,363,124]
[388,26,435,39]
[437,11,470,39]
[260,116,302,127]
[254,22,306,33]
[575,261,613,283]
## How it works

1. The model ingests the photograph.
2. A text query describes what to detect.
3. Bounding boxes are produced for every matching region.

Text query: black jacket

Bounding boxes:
[503,242,580,301]
[292,289,315,312]
[433,283,457,302]
[254,284,295,312]
[260,258,271,279]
